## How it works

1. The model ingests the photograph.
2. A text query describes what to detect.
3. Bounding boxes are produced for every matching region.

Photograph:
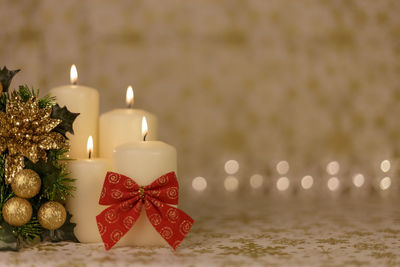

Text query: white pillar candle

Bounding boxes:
[49,65,99,158]
[112,117,177,247]
[99,86,157,160]
[66,136,111,243]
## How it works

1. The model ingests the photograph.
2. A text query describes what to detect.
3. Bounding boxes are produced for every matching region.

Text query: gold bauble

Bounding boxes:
[38,201,66,230]
[2,197,32,226]
[11,169,41,198]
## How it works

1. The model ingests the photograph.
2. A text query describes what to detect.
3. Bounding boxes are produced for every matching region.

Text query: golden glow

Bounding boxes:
[249,174,263,189]
[142,117,148,140]
[224,160,239,175]
[87,136,93,159]
[276,161,289,175]
[224,176,239,192]
[327,177,340,191]
[276,177,290,191]
[326,161,340,175]
[192,177,207,192]
[380,177,391,190]
[70,64,78,85]
[126,86,134,107]
[352,173,365,188]
[380,160,391,173]
[301,175,313,190]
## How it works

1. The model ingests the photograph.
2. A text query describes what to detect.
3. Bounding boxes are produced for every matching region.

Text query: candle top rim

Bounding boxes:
[101,108,157,117]
[68,158,110,164]
[50,84,99,92]
[114,141,176,152]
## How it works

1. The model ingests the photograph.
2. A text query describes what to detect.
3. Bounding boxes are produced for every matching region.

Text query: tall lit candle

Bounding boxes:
[112,117,176,246]
[50,65,99,158]
[66,136,110,243]
[99,86,158,160]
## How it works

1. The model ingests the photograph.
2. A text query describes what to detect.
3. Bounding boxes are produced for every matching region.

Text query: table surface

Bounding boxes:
[1,195,400,267]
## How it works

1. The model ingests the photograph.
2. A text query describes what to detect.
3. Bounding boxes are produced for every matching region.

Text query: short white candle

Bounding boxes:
[66,136,110,243]
[49,65,99,158]
[112,117,177,247]
[99,86,158,160]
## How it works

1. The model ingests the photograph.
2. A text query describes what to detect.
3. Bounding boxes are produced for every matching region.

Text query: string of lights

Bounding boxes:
[190,159,396,195]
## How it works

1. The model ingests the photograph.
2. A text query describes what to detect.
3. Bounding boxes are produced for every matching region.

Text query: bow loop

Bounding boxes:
[144,172,179,205]
[99,172,140,205]
[96,171,194,251]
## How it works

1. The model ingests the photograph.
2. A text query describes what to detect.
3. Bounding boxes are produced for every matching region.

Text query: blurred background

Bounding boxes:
[1,0,400,197]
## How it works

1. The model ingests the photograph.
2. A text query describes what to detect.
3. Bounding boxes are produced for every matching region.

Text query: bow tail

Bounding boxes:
[145,197,194,250]
[96,200,143,250]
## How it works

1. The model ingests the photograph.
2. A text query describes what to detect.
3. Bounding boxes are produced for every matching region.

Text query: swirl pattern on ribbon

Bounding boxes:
[96,171,194,250]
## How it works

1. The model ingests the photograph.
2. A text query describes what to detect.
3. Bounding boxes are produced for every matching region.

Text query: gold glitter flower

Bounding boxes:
[0,95,67,184]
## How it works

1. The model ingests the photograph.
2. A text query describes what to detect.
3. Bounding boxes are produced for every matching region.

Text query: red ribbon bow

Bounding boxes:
[96,171,194,250]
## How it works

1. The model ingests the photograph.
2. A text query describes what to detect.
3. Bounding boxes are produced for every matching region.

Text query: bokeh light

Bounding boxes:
[380,177,391,190]
[380,160,391,173]
[224,176,239,192]
[327,177,340,191]
[192,176,207,192]
[224,160,239,175]
[276,177,290,191]
[326,161,340,175]
[276,161,289,175]
[352,173,365,188]
[301,175,313,190]
[249,174,263,189]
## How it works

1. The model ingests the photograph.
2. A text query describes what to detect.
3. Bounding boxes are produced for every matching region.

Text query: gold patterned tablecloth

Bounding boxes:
[1,196,399,267]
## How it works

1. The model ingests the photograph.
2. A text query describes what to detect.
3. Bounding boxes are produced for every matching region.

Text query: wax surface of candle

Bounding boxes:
[99,109,157,160]
[113,141,177,246]
[66,159,110,243]
[50,85,99,158]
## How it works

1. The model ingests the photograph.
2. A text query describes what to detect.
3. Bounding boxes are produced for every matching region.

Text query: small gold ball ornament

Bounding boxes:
[38,201,66,230]
[2,197,32,226]
[11,169,41,198]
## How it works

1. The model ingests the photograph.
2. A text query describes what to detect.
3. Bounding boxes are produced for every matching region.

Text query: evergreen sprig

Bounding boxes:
[16,85,56,108]
[14,217,43,241]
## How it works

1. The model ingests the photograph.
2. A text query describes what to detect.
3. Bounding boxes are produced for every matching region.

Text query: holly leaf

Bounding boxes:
[41,212,79,243]
[0,67,20,93]
[50,104,80,138]
[0,221,18,251]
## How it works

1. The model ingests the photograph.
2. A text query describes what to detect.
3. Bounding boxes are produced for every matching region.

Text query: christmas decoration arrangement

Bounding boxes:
[0,65,194,252]
[0,66,79,251]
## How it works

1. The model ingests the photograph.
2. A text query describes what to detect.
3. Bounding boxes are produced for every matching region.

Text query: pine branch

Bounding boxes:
[16,85,55,108]
[14,217,43,241]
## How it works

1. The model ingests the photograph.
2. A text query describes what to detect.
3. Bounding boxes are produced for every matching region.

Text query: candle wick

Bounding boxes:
[143,133,148,141]
[88,150,92,159]
[127,102,133,109]
[72,80,77,86]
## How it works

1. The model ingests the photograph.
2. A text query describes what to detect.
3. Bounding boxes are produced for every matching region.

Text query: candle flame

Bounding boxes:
[87,136,93,159]
[126,86,134,108]
[142,117,148,141]
[70,64,78,85]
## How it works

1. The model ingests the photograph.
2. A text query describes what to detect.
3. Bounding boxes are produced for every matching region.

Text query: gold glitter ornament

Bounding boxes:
[38,201,66,230]
[2,197,32,226]
[11,169,41,198]
[0,94,67,184]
